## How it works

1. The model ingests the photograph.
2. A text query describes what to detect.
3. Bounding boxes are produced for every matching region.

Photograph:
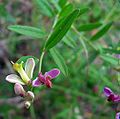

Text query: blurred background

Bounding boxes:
[0,0,120,119]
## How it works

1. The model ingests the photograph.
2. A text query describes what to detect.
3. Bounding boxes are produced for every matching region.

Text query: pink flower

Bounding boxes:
[116,112,120,119]
[32,68,60,88]
[14,83,26,97]
[104,87,120,102]
[14,83,34,99]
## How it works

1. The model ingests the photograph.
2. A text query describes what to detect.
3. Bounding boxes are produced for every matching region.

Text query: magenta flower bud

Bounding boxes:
[14,83,26,97]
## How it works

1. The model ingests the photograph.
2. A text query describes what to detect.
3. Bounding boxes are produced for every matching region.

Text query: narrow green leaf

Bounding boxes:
[103,48,120,54]
[90,22,113,41]
[78,22,102,31]
[58,0,67,8]
[50,47,68,76]
[80,50,99,69]
[62,34,76,48]
[34,0,54,17]
[78,7,89,17]
[100,54,118,65]
[45,9,80,50]
[8,25,45,38]
[49,0,61,11]
[0,4,7,17]
[54,4,75,31]
[17,56,39,65]
[59,3,74,19]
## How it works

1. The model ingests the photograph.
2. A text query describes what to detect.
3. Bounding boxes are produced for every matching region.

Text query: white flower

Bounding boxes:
[6,58,35,85]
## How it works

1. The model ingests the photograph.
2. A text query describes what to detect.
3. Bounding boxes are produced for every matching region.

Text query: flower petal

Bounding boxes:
[14,83,26,97]
[25,58,35,79]
[6,74,25,85]
[45,76,52,88]
[116,112,120,119]
[32,77,42,87]
[109,94,120,102]
[38,72,45,83]
[104,87,113,97]
[13,62,30,84]
[45,68,60,79]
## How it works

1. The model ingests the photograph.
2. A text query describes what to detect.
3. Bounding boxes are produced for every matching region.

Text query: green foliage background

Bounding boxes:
[0,0,120,119]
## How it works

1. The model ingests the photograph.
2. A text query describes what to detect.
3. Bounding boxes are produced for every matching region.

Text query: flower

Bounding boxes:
[14,83,26,97]
[116,112,120,119]
[14,83,34,99]
[32,68,60,88]
[14,83,34,108]
[6,58,35,85]
[24,91,35,109]
[104,87,120,102]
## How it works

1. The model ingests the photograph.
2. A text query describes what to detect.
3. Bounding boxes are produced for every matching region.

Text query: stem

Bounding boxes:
[104,3,116,23]
[117,59,120,87]
[72,26,89,58]
[39,51,45,72]
[30,104,36,119]
[38,15,58,73]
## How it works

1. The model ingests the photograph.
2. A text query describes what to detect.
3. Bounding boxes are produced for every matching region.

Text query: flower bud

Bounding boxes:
[25,101,31,109]
[25,91,35,102]
[14,83,25,97]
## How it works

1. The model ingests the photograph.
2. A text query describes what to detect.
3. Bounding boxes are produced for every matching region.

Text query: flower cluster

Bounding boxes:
[6,58,60,108]
[104,87,120,119]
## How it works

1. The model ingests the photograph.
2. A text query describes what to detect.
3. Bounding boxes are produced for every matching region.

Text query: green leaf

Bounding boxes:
[45,9,80,50]
[78,7,89,16]
[50,47,68,76]
[78,22,102,31]
[80,50,99,69]
[58,0,67,8]
[100,54,118,65]
[59,3,74,19]
[34,0,54,17]
[16,56,39,65]
[54,4,75,31]
[0,4,7,17]
[63,35,76,48]
[8,25,45,38]
[103,48,120,54]
[62,28,76,49]
[90,22,113,41]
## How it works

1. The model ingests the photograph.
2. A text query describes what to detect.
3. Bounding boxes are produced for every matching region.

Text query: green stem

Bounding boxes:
[38,15,58,73]
[30,104,36,119]
[104,4,116,23]
[39,51,45,72]
[72,26,89,58]
[117,59,120,86]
